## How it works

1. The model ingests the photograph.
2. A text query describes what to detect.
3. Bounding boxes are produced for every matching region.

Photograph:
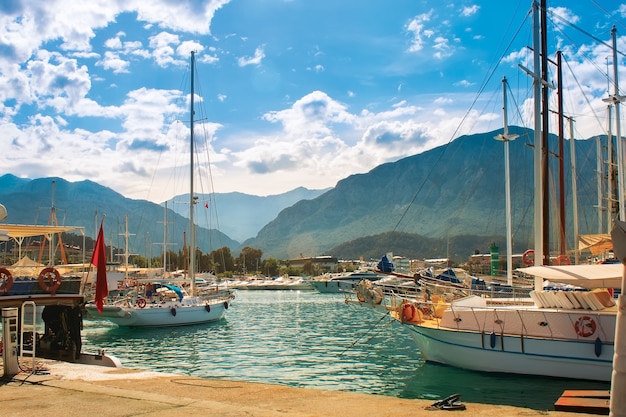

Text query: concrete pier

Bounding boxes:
[0,360,600,417]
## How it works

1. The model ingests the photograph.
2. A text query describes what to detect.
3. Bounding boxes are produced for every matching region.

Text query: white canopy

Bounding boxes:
[0,224,84,238]
[518,263,623,289]
[578,233,613,255]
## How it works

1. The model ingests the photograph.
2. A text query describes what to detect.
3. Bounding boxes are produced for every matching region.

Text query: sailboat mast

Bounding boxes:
[163,201,168,275]
[557,51,566,257]
[540,0,550,265]
[611,26,625,222]
[608,105,614,231]
[495,76,518,285]
[566,116,579,264]
[532,1,544,270]
[189,51,196,295]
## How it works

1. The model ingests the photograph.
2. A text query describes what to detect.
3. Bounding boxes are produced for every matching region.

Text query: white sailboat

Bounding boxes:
[357,2,623,383]
[85,51,234,327]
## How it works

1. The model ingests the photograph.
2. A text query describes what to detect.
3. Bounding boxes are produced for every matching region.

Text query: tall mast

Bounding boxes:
[118,214,135,283]
[163,201,168,274]
[532,1,543,270]
[540,0,550,265]
[566,116,579,264]
[189,51,196,296]
[495,76,518,285]
[597,105,613,233]
[611,26,625,222]
[556,51,566,257]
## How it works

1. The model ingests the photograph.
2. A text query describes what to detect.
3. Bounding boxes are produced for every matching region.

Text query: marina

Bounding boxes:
[80,290,610,411]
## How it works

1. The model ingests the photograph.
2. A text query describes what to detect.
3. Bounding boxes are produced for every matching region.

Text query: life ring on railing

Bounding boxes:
[38,267,62,294]
[402,303,417,322]
[574,315,597,337]
[0,267,14,294]
[555,255,571,265]
[137,298,146,308]
[522,249,535,266]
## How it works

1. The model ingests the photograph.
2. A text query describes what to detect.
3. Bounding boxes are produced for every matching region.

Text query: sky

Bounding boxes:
[1,0,626,203]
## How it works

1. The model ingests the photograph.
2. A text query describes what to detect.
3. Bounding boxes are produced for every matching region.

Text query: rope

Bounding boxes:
[338,312,391,356]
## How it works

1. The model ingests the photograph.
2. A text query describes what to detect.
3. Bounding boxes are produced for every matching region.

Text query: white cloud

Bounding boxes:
[461,5,480,17]
[406,10,434,53]
[433,36,453,59]
[453,80,474,87]
[238,46,265,67]
[0,0,619,201]
[99,51,130,73]
[548,6,580,30]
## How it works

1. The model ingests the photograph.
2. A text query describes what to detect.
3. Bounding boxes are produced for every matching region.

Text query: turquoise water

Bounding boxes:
[82,290,610,410]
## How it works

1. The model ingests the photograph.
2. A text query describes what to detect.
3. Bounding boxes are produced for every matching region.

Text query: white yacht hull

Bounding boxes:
[403,307,615,382]
[86,298,231,327]
[309,280,358,293]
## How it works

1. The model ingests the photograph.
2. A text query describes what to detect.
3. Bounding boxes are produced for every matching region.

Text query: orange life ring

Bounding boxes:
[522,249,535,266]
[555,255,571,265]
[137,298,147,308]
[402,303,417,322]
[574,315,597,337]
[0,267,14,294]
[38,267,62,294]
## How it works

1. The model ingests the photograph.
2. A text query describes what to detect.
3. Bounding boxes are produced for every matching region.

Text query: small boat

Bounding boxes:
[389,263,620,382]
[85,52,234,327]
[309,270,386,293]
[86,282,233,327]
[0,216,120,368]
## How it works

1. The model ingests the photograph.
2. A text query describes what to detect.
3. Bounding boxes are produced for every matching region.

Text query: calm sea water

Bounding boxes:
[81,290,610,410]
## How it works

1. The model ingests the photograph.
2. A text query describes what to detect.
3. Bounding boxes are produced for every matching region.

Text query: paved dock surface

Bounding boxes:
[0,360,602,417]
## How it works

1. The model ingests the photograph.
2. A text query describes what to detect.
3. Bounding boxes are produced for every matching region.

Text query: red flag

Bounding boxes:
[91,224,108,313]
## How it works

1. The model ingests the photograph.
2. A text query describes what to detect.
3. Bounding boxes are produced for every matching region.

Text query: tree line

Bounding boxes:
[1,232,343,277]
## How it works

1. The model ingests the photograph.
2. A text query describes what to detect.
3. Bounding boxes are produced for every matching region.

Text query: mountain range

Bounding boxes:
[0,126,608,262]
[242,125,605,260]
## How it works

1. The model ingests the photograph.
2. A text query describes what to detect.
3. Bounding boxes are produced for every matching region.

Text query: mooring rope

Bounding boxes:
[339,312,393,356]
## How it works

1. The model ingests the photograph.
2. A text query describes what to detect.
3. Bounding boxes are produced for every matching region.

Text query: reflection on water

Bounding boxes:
[82,290,609,410]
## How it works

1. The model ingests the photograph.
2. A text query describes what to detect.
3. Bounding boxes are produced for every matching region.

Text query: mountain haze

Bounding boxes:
[167,187,328,242]
[1,126,607,263]
[244,126,604,260]
[0,176,238,257]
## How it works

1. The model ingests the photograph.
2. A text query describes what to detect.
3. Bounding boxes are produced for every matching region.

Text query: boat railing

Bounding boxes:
[374,278,532,303]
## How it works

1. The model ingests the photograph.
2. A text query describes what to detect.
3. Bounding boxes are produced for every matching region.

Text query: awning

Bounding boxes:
[0,224,84,238]
[578,234,613,255]
[517,264,623,289]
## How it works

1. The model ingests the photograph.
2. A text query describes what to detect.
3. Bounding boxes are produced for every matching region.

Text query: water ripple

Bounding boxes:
[82,290,609,410]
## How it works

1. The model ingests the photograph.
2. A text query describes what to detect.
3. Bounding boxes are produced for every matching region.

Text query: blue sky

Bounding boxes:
[1,0,625,203]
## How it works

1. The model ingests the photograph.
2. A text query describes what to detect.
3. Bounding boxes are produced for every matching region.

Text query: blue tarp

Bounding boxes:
[377,255,394,273]
[435,268,462,284]
[163,284,184,301]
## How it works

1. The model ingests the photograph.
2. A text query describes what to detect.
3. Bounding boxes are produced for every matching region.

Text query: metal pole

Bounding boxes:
[532,1,544,288]
[566,116,579,264]
[189,51,196,296]
[495,76,518,285]
[609,221,626,417]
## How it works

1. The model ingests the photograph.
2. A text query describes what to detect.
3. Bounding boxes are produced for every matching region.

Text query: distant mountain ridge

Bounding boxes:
[244,126,604,260]
[1,126,607,262]
[167,187,328,242]
[0,175,299,256]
